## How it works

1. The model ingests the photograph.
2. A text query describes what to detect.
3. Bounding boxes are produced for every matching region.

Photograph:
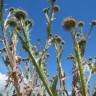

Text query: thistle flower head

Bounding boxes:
[54,35,64,44]
[14,9,27,20]
[62,16,77,31]
[6,17,17,27]
[54,35,61,42]
[25,19,32,27]
[61,40,64,45]
[90,20,96,26]
[77,21,84,27]
[53,5,60,12]
[9,7,15,14]
[50,0,56,3]
[43,7,49,13]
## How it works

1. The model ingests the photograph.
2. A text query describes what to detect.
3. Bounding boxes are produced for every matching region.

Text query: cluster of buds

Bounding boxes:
[53,35,64,45]
[63,17,85,32]
[43,0,59,13]
[75,32,86,56]
[6,8,32,31]
[47,34,64,47]
[43,5,60,14]
[75,32,86,45]
[53,5,60,12]
[25,19,32,28]
[43,0,60,25]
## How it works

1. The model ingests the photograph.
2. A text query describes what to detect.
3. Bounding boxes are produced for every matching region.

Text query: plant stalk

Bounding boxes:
[71,30,87,96]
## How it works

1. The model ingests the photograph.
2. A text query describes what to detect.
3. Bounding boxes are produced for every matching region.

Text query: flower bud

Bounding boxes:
[53,5,60,12]
[54,35,64,44]
[90,20,96,26]
[9,7,15,14]
[77,21,84,27]
[50,0,56,3]
[43,8,49,13]
[25,19,32,28]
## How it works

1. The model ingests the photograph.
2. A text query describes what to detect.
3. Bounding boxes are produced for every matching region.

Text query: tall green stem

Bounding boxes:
[71,30,87,96]
[17,32,53,96]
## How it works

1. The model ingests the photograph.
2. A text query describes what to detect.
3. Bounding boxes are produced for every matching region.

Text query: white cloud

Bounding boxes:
[0,73,7,92]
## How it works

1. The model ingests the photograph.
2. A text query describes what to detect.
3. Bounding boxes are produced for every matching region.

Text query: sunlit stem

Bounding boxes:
[17,31,53,96]
[71,28,87,96]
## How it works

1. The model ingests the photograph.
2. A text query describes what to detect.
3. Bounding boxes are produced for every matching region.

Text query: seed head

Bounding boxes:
[77,21,84,27]
[14,9,27,20]
[9,7,15,14]
[90,20,96,26]
[63,16,77,31]
[53,35,64,45]
[54,35,61,42]
[43,8,49,13]
[61,40,64,45]
[25,19,32,27]
[50,0,56,3]
[53,5,60,12]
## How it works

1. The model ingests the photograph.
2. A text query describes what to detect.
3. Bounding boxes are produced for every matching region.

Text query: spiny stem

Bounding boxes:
[71,30,87,96]
[17,32,53,96]
[74,42,86,96]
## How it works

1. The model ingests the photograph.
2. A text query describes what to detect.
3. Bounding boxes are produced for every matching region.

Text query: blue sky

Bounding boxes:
[0,0,96,94]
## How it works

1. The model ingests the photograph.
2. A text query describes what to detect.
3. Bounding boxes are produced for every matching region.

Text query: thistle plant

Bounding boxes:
[62,16,96,96]
[0,0,96,96]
